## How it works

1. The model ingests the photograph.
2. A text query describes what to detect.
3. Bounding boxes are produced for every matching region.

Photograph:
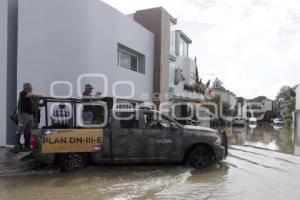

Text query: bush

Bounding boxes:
[283,113,293,127]
[184,83,205,94]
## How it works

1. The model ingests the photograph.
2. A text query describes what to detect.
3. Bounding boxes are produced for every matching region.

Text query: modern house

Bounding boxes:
[0,0,209,146]
[2,0,155,146]
[133,8,208,125]
[247,97,277,121]
[211,88,237,111]
[17,0,155,107]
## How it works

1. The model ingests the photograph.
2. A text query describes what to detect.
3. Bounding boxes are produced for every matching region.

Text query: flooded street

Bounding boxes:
[1,124,300,200]
[227,124,300,156]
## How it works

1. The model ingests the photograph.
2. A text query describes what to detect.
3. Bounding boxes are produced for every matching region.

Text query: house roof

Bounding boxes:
[176,30,192,43]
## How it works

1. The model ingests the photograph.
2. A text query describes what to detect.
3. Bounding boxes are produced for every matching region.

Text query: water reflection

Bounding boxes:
[226,124,300,156]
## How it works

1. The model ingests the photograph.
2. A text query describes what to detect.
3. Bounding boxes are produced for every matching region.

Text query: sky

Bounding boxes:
[103,0,300,100]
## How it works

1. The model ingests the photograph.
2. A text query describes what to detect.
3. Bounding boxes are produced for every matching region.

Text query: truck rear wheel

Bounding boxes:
[187,146,212,169]
[58,153,88,172]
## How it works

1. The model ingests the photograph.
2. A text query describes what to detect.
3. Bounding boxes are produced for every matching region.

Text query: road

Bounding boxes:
[0,124,300,200]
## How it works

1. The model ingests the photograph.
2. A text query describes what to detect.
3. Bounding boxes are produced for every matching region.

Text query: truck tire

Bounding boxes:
[220,131,228,158]
[187,146,212,169]
[58,153,88,172]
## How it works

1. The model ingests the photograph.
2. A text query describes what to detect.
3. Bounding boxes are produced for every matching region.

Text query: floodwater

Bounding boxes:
[226,123,300,156]
[1,124,300,200]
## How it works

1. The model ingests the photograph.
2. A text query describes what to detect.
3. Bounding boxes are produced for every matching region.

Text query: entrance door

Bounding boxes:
[111,110,144,163]
[141,111,183,162]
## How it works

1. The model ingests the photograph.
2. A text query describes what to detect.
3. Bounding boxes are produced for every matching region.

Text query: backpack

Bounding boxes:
[10,100,20,125]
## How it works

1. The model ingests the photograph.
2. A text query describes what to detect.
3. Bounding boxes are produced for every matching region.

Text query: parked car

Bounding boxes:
[273,118,283,126]
[31,98,228,171]
[232,117,247,127]
[248,117,257,129]
[249,118,257,125]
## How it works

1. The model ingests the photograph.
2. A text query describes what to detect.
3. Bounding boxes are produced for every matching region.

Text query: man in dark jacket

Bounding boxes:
[12,83,42,153]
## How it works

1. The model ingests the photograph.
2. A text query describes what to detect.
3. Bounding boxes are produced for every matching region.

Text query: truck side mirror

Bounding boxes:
[170,122,178,129]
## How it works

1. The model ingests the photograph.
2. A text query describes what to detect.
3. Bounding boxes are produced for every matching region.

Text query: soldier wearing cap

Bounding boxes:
[82,83,101,97]
[12,83,42,153]
[81,84,101,125]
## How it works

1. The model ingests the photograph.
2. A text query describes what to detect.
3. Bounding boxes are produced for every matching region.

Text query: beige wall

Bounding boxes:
[134,7,172,106]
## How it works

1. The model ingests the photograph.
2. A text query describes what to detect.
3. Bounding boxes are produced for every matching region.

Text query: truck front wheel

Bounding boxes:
[187,146,212,169]
[58,153,88,172]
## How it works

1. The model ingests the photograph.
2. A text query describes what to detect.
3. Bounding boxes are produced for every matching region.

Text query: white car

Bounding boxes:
[249,117,257,125]
[273,118,283,126]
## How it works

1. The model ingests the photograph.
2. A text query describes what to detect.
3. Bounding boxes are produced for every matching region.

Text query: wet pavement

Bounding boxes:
[1,124,300,200]
[227,123,300,155]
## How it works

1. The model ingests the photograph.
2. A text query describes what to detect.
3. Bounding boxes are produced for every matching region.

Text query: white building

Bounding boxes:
[1,0,155,146]
[18,0,154,103]
[211,88,237,111]
[262,99,273,112]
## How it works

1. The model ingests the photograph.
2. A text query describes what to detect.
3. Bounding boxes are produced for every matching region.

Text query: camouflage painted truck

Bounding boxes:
[31,98,228,171]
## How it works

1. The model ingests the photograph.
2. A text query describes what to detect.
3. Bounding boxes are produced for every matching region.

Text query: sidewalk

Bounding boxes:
[0,147,33,176]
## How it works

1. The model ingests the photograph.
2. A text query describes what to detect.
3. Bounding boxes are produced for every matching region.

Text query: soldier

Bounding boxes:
[82,83,101,97]
[12,83,43,153]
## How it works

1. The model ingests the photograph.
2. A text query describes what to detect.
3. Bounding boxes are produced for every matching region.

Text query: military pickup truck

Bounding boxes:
[31,98,227,171]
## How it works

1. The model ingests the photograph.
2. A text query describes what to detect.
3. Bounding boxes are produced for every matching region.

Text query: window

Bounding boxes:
[116,100,141,109]
[117,44,145,74]
[118,112,139,129]
[170,21,176,56]
[119,50,130,69]
[144,112,172,129]
[80,102,107,128]
[168,61,176,94]
[179,37,188,58]
[130,55,138,71]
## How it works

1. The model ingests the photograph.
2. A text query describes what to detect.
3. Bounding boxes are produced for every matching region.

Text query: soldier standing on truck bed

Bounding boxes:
[12,83,43,153]
[81,84,103,124]
[82,83,101,97]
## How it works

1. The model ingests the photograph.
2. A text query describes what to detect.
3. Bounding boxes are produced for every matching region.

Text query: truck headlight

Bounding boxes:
[214,137,222,145]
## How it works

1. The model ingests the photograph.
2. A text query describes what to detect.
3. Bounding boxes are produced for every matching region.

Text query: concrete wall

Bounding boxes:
[0,0,8,146]
[0,0,18,146]
[134,7,171,105]
[262,99,273,112]
[296,86,300,110]
[18,0,154,102]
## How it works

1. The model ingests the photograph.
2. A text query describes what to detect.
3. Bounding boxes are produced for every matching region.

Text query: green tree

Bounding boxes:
[195,66,200,84]
[253,96,268,101]
[283,113,293,127]
[212,77,225,90]
[276,85,296,126]
[221,102,231,117]
[236,97,245,105]
[276,86,296,102]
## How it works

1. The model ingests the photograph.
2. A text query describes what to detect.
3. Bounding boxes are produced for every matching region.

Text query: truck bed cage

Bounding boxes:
[39,97,106,128]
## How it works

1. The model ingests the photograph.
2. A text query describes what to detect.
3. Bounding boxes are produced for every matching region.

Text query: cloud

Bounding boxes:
[103,0,300,99]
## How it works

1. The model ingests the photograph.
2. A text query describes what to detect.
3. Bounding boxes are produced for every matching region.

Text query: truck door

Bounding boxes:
[141,111,183,161]
[110,110,144,163]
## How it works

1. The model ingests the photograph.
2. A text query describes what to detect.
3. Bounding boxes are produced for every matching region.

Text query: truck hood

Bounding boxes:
[183,125,218,134]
